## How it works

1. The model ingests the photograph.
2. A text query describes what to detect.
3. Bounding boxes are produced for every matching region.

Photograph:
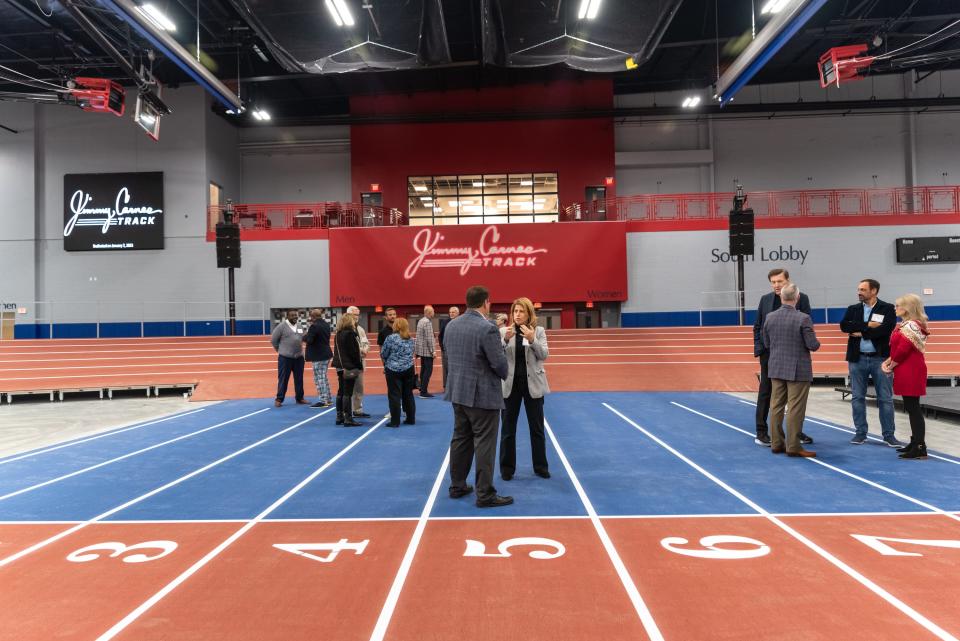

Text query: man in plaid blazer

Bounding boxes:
[443,286,512,508]
[761,283,821,457]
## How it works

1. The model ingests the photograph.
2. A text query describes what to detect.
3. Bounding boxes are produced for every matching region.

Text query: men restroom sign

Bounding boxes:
[63,172,164,251]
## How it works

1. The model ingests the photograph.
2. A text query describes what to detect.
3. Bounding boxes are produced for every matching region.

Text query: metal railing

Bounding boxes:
[0,300,267,339]
[207,202,407,233]
[698,288,960,327]
[564,185,960,223]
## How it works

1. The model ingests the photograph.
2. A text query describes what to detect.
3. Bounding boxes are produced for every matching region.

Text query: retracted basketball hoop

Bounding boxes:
[818,45,875,88]
[69,77,125,117]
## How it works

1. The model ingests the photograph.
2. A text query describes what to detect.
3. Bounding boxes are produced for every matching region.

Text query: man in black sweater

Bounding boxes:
[753,268,814,446]
[377,307,397,350]
[839,278,900,447]
[303,308,333,408]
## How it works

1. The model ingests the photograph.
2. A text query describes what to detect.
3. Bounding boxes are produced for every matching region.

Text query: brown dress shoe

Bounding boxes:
[787,450,816,458]
[274,400,282,407]
[771,447,785,454]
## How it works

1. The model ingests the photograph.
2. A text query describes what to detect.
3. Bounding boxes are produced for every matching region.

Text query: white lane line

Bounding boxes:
[672,401,960,524]
[0,409,207,466]
[0,408,270,501]
[735,398,960,467]
[604,402,959,641]
[368,449,450,641]
[544,419,664,641]
[0,407,335,568]
[94,416,384,641]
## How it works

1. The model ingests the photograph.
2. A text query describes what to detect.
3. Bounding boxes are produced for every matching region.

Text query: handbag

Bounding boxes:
[342,368,361,380]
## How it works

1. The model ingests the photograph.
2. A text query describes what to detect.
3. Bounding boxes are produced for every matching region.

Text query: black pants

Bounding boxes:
[441,350,448,389]
[335,370,357,417]
[756,353,772,434]
[277,355,305,402]
[902,396,926,444]
[419,356,434,394]
[499,380,548,476]
[386,366,416,425]
[450,403,499,502]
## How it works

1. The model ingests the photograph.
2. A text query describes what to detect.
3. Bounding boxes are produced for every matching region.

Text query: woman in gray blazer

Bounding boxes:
[499,297,550,480]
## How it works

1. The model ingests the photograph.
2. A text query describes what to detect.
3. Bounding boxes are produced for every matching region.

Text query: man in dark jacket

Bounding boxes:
[444,286,511,508]
[761,284,820,457]
[438,305,460,390]
[839,278,901,446]
[753,268,813,446]
[303,308,333,408]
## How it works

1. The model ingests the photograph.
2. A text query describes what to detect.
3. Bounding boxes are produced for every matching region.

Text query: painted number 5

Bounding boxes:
[67,540,178,564]
[661,535,771,559]
[463,537,566,560]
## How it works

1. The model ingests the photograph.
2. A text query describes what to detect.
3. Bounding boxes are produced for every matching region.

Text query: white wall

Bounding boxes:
[0,101,37,304]
[624,223,960,315]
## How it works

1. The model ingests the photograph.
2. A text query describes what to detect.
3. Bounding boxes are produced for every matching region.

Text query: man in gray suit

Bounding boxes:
[761,283,821,457]
[443,285,513,508]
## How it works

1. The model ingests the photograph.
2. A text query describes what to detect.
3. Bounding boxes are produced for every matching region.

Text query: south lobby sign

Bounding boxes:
[329,222,628,306]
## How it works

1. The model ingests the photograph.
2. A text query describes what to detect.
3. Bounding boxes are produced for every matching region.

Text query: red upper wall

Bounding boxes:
[349,80,615,213]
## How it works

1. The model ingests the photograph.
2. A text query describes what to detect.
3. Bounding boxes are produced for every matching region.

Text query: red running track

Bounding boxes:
[1,323,958,400]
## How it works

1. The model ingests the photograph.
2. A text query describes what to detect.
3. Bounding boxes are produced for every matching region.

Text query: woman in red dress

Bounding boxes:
[882,294,930,459]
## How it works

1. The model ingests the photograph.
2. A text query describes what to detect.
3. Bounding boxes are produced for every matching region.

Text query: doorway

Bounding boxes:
[360,192,383,226]
[538,309,561,330]
[576,309,601,329]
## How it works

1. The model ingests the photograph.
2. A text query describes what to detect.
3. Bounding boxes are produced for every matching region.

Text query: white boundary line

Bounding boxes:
[368,449,450,641]
[0,407,335,568]
[0,408,207,466]
[734,398,960,466]
[0,408,270,501]
[544,418,665,641]
[673,402,960,525]
[604,402,959,641]
[94,416,385,641]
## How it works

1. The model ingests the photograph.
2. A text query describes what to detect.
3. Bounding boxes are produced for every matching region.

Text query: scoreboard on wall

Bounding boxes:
[63,172,164,251]
[895,237,960,264]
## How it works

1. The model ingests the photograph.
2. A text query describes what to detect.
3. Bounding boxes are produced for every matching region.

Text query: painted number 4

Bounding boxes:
[463,537,566,560]
[66,540,178,564]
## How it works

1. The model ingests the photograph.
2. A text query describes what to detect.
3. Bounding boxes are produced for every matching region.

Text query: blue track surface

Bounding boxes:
[1,392,957,523]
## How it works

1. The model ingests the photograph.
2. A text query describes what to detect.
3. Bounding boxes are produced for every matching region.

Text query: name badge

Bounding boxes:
[870,313,885,324]
[522,338,531,347]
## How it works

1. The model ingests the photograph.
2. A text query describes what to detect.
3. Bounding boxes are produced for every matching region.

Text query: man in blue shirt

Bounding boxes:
[839,279,901,446]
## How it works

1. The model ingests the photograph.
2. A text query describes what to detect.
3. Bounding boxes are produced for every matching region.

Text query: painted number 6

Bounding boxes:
[660,535,771,559]
[463,537,566,560]
[66,540,178,564]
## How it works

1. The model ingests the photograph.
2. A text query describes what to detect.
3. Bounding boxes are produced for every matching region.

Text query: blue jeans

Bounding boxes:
[849,355,895,439]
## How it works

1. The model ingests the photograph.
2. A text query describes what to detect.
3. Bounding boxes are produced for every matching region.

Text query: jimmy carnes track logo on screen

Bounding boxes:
[404,226,549,279]
[63,187,163,237]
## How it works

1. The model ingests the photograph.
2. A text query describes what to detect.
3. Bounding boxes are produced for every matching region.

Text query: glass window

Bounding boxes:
[406,172,557,225]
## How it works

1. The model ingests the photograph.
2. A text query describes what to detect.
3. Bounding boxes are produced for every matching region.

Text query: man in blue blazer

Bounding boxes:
[443,286,512,508]
[753,268,813,446]
[839,278,900,446]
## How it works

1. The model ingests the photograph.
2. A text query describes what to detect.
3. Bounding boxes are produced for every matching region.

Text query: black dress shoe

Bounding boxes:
[501,472,513,481]
[754,433,771,446]
[419,393,435,398]
[386,422,400,428]
[403,419,415,425]
[449,485,473,498]
[476,495,513,508]
[800,433,814,445]
[535,470,551,479]
[353,412,371,418]
[342,418,363,426]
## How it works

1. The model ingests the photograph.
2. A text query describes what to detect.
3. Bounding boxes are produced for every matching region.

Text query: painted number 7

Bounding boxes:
[851,534,960,557]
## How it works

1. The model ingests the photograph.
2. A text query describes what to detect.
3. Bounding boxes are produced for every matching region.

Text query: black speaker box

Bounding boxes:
[729,209,755,256]
[216,223,241,268]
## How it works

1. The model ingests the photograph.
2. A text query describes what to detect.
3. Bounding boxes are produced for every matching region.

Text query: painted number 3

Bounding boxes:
[660,535,771,559]
[66,540,178,564]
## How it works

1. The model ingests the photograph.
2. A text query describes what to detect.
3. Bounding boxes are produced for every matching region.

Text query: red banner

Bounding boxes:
[329,222,627,307]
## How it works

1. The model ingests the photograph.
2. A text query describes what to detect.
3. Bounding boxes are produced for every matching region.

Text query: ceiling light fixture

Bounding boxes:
[325,0,355,27]
[251,108,271,121]
[681,95,701,108]
[135,3,176,31]
[760,0,791,14]
[472,181,484,187]
[577,0,602,20]
[413,184,428,192]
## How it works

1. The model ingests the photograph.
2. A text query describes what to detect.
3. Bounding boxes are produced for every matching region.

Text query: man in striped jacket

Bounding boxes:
[415,306,436,397]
